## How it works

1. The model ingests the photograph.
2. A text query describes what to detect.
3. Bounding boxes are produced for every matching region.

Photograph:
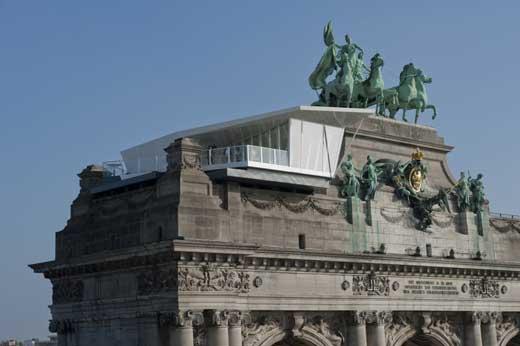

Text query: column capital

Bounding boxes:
[49,319,76,335]
[227,310,243,327]
[466,311,484,325]
[347,311,369,326]
[159,310,195,328]
[204,309,230,327]
[482,312,501,325]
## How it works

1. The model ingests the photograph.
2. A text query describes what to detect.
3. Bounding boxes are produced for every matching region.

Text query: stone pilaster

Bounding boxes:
[366,311,391,346]
[482,312,499,346]
[204,309,229,346]
[464,312,483,346]
[159,311,194,346]
[346,311,368,346]
[227,311,243,346]
[49,319,76,346]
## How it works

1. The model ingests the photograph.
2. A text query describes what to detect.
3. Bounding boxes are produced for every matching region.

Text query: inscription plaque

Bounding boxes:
[402,280,459,296]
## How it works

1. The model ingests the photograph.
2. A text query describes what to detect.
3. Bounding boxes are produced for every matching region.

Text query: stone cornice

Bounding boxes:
[30,239,520,280]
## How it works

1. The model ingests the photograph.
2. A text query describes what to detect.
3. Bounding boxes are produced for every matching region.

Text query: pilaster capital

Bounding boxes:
[203,309,229,327]
[49,319,76,334]
[347,311,369,326]
[159,310,195,328]
[227,310,243,327]
[481,311,501,325]
[366,311,393,326]
[466,311,483,325]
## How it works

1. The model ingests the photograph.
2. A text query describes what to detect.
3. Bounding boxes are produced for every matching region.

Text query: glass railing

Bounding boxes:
[201,145,289,167]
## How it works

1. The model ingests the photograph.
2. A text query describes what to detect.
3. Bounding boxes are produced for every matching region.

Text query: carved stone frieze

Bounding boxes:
[52,279,84,304]
[179,265,251,293]
[137,266,177,295]
[352,271,390,296]
[469,277,500,298]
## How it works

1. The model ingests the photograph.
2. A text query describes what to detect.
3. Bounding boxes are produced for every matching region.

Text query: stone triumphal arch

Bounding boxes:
[31,107,520,346]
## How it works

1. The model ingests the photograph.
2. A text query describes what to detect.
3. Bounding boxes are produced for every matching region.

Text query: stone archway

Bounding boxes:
[245,326,337,346]
[497,317,520,346]
[387,323,461,346]
[273,340,313,346]
[402,334,446,346]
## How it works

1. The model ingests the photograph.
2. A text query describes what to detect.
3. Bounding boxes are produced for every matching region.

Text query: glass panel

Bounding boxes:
[230,146,245,162]
[262,147,274,164]
[277,150,289,166]
[248,145,262,162]
[279,122,288,150]
[261,131,269,148]
[211,148,228,164]
[201,151,209,166]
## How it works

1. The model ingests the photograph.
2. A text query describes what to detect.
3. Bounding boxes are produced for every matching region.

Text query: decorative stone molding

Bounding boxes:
[469,311,484,324]
[242,314,283,346]
[164,137,202,172]
[386,312,461,346]
[203,309,229,327]
[43,251,174,279]
[469,277,500,298]
[158,310,195,328]
[427,314,461,346]
[490,217,520,233]
[241,192,343,216]
[227,310,243,327]
[49,319,76,334]
[497,315,519,346]
[481,311,501,325]
[52,279,84,304]
[386,312,415,346]
[347,311,369,326]
[366,311,393,326]
[304,315,344,346]
[352,271,390,296]
[380,207,407,223]
[137,266,177,295]
[179,265,251,293]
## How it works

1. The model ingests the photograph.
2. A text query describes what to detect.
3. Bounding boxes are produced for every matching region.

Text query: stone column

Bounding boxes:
[162,311,194,346]
[204,310,229,346]
[347,311,368,346]
[482,312,499,346]
[367,311,391,346]
[227,311,243,346]
[464,312,483,346]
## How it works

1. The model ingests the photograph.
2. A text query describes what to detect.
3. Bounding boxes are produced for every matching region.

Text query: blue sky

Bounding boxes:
[1,0,519,340]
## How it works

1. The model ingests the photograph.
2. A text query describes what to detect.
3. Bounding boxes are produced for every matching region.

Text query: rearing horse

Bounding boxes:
[352,53,385,114]
[312,51,355,107]
[413,69,437,123]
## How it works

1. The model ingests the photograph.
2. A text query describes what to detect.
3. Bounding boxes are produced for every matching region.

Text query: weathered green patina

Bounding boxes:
[455,171,471,212]
[470,173,486,213]
[309,21,437,123]
[340,154,361,198]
